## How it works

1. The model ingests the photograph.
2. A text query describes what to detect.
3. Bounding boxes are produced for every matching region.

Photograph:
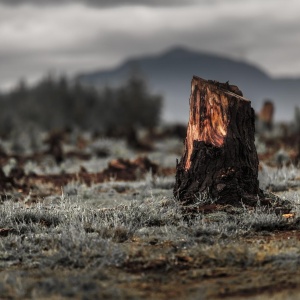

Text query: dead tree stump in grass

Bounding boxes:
[174,76,264,207]
[258,100,275,132]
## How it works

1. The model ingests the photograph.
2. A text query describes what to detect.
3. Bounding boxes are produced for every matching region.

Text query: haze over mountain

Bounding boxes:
[78,47,300,123]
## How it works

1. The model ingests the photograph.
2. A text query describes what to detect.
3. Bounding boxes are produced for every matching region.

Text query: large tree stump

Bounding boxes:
[174,76,264,206]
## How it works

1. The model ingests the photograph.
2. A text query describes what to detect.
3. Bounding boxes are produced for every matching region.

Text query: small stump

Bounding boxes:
[174,76,265,207]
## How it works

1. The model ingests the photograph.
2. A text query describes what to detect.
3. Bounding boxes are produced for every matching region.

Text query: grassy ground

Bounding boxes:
[0,136,300,299]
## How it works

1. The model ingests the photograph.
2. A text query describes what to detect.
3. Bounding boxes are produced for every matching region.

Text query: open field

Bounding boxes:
[0,132,300,299]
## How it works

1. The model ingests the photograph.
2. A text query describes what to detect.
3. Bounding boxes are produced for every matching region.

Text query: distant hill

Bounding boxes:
[77,47,300,123]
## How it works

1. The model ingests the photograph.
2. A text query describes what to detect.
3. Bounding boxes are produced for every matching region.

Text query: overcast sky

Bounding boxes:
[1,0,300,90]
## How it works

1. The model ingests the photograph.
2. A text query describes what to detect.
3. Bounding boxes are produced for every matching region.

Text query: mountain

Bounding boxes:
[77,47,300,123]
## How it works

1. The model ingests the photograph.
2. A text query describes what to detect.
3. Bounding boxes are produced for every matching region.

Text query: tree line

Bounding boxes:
[0,75,163,138]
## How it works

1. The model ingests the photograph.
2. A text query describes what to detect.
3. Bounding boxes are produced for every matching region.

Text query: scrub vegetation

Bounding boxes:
[0,76,300,299]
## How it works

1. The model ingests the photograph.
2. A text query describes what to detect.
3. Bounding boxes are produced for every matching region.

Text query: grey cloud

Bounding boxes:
[0,0,196,7]
[69,13,300,77]
[1,0,300,92]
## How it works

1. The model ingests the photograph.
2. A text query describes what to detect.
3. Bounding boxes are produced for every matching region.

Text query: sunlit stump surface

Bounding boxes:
[174,76,263,206]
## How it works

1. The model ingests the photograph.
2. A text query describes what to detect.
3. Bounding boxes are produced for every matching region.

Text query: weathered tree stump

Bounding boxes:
[174,76,264,206]
[44,130,65,164]
[258,100,274,131]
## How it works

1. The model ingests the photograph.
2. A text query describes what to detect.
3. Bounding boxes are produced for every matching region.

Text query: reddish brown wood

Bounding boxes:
[174,76,263,206]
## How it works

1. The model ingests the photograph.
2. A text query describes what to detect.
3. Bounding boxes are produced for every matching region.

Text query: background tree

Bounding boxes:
[0,74,163,138]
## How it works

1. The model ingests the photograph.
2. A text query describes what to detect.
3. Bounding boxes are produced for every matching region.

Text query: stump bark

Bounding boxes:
[174,76,263,206]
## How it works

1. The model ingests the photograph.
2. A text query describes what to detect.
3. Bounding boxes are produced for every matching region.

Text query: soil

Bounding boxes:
[2,230,300,299]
